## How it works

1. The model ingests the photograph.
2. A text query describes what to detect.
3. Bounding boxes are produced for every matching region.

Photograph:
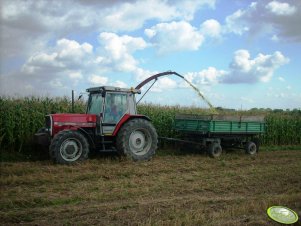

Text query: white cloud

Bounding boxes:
[224,1,301,42]
[102,0,216,31]
[144,29,156,38]
[152,77,177,92]
[102,0,177,32]
[18,32,147,90]
[57,39,93,59]
[1,0,297,108]
[0,0,215,58]
[98,32,148,72]
[223,50,289,83]
[21,53,62,74]
[133,68,157,83]
[99,32,147,57]
[172,0,216,20]
[185,67,226,86]
[230,50,252,72]
[1,32,148,96]
[144,21,204,53]
[200,19,221,37]
[183,49,289,85]
[225,9,250,35]
[88,74,108,86]
[266,1,296,16]
[21,39,94,75]
[135,49,289,92]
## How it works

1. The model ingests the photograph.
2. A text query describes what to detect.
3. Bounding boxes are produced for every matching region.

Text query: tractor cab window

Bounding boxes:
[104,93,128,124]
[86,93,103,115]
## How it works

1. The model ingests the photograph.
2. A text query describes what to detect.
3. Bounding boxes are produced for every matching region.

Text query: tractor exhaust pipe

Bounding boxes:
[71,90,75,113]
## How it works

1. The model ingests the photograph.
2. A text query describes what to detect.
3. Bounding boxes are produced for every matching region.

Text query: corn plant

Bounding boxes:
[0,97,300,153]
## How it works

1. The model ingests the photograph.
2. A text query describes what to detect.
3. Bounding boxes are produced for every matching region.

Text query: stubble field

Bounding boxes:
[1,149,301,226]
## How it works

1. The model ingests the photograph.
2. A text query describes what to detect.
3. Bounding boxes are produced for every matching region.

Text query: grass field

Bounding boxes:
[1,149,301,225]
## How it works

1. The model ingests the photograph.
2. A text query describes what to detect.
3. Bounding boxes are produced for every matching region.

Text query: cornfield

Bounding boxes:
[0,96,300,154]
[0,97,85,151]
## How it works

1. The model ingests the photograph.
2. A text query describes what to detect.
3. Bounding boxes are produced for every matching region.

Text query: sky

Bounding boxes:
[0,0,300,110]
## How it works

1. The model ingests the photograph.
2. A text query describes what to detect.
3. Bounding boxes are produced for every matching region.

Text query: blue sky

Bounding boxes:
[1,0,300,109]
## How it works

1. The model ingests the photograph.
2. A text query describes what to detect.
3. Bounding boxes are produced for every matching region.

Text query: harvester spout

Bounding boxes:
[135,70,215,112]
[135,71,183,90]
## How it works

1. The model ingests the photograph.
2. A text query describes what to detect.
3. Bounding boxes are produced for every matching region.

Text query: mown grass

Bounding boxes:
[1,150,300,225]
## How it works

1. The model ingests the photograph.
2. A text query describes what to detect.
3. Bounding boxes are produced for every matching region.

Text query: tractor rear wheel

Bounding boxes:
[116,119,158,161]
[49,130,89,164]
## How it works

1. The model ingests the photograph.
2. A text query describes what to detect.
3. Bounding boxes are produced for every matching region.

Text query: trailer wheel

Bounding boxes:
[116,118,158,161]
[208,143,222,158]
[245,141,257,155]
[251,138,260,152]
[49,130,89,164]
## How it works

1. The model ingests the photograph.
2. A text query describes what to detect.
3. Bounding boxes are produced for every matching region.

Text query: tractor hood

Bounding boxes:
[51,113,97,127]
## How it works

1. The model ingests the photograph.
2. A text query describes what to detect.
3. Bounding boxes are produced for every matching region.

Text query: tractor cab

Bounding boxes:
[86,86,141,135]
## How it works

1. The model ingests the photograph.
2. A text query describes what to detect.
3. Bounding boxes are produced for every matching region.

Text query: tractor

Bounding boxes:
[35,71,184,164]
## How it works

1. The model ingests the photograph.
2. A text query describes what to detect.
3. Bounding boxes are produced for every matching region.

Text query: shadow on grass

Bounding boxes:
[261,145,301,151]
[1,143,300,163]
[0,144,49,162]
[157,142,207,157]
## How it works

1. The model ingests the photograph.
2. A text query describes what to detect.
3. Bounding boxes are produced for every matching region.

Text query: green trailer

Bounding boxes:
[170,114,265,157]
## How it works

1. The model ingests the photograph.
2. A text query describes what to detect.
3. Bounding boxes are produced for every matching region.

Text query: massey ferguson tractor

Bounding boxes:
[35,71,184,164]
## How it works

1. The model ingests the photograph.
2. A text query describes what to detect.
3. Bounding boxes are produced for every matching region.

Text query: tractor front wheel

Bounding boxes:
[116,119,158,161]
[49,130,89,164]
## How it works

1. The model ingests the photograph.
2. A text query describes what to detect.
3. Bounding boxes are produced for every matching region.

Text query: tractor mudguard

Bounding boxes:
[112,114,151,136]
[34,128,51,146]
[77,128,96,149]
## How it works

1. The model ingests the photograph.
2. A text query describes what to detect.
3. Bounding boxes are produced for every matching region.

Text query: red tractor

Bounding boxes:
[35,71,183,164]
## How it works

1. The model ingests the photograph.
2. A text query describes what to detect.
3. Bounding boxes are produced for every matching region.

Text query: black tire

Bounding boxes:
[116,118,158,161]
[251,138,260,152]
[208,142,222,158]
[245,141,257,155]
[49,130,89,164]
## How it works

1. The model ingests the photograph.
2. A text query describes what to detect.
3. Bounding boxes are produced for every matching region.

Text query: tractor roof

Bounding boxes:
[86,86,141,94]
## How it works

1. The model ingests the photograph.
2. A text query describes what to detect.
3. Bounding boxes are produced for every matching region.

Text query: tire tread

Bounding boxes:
[116,119,157,161]
[49,130,89,164]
